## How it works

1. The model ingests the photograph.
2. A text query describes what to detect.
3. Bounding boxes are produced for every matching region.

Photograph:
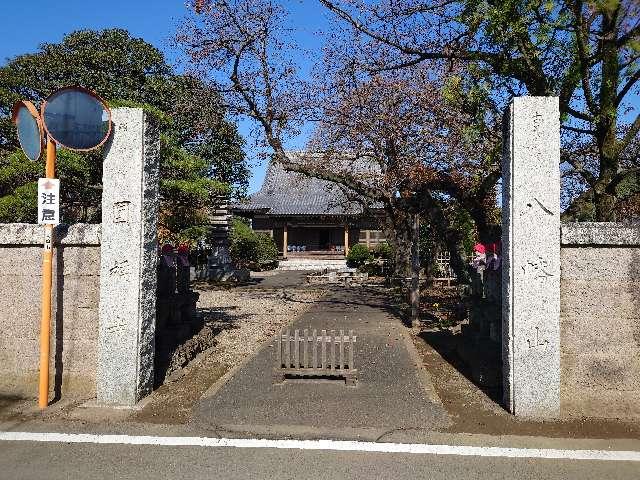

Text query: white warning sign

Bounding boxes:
[37,178,60,225]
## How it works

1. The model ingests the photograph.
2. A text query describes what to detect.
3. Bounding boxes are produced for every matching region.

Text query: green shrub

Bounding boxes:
[229,218,278,270]
[374,241,393,259]
[254,233,279,267]
[0,182,37,223]
[346,243,373,268]
[359,260,384,276]
[230,217,253,239]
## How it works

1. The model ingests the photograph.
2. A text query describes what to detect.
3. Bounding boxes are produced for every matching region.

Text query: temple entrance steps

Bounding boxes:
[277,258,347,271]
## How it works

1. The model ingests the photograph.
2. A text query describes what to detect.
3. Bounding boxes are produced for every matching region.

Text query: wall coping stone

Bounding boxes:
[0,223,101,246]
[561,222,640,246]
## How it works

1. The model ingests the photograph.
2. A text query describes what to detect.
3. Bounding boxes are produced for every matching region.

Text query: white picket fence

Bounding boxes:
[434,251,457,279]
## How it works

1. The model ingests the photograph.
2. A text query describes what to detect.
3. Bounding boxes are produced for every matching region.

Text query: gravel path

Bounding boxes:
[196,285,326,369]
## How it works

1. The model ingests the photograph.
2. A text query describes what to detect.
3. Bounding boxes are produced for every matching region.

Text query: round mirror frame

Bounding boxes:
[40,86,113,152]
[11,100,45,161]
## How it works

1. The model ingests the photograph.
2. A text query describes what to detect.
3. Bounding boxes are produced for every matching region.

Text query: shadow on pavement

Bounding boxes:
[418,330,503,406]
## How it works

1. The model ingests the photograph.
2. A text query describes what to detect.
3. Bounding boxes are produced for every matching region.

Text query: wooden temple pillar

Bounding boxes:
[283,223,288,259]
[344,224,350,256]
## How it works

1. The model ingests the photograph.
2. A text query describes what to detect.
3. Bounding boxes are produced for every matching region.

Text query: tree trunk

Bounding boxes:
[424,199,471,284]
[593,7,620,221]
[383,211,412,279]
[446,235,470,284]
[563,189,595,221]
[594,188,617,221]
[394,232,412,278]
[422,241,440,279]
[468,204,501,245]
[409,213,420,327]
[382,209,420,326]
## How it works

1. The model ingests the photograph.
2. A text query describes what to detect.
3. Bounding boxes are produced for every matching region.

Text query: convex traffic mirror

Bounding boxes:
[41,86,112,151]
[11,100,44,161]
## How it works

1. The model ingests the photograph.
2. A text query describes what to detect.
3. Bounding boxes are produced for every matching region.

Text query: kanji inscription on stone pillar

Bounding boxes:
[502,97,561,418]
[97,108,160,406]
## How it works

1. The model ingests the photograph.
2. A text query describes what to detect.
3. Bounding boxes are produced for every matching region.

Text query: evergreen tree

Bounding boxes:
[0,28,249,243]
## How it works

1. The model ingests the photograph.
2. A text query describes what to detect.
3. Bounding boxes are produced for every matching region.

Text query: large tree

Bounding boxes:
[320,0,640,221]
[178,0,502,322]
[307,62,500,272]
[0,28,249,242]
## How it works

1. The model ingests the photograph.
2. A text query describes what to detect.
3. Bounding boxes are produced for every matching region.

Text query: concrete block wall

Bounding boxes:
[0,223,101,399]
[560,223,640,419]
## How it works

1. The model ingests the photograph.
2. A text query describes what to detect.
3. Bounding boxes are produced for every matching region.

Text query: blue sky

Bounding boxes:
[0,0,328,193]
[4,2,637,196]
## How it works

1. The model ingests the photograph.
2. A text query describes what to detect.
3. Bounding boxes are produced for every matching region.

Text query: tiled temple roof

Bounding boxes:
[233,153,377,217]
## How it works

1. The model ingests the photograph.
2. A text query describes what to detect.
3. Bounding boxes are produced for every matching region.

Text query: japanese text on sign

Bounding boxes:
[37,178,60,225]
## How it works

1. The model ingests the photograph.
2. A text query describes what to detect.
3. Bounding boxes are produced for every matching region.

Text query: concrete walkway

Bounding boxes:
[193,284,451,437]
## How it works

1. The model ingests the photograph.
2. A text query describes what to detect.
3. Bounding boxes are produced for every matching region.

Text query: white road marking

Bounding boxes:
[0,431,639,462]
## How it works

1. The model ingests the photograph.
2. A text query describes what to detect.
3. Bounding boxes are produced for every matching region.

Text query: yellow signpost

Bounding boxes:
[38,138,56,409]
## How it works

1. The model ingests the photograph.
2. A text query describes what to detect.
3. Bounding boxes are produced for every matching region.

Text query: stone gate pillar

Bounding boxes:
[502,97,561,418]
[97,108,160,406]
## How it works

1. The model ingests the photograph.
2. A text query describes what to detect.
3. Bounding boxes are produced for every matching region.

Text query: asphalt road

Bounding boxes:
[1,436,639,479]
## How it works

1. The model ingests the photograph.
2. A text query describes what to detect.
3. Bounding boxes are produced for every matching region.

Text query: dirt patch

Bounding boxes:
[417,285,466,328]
[158,325,218,384]
[387,284,467,328]
[0,395,27,417]
[413,327,640,439]
[195,287,325,367]
[132,351,228,424]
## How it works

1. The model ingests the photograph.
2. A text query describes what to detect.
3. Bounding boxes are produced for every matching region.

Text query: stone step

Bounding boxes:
[277,259,347,271]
